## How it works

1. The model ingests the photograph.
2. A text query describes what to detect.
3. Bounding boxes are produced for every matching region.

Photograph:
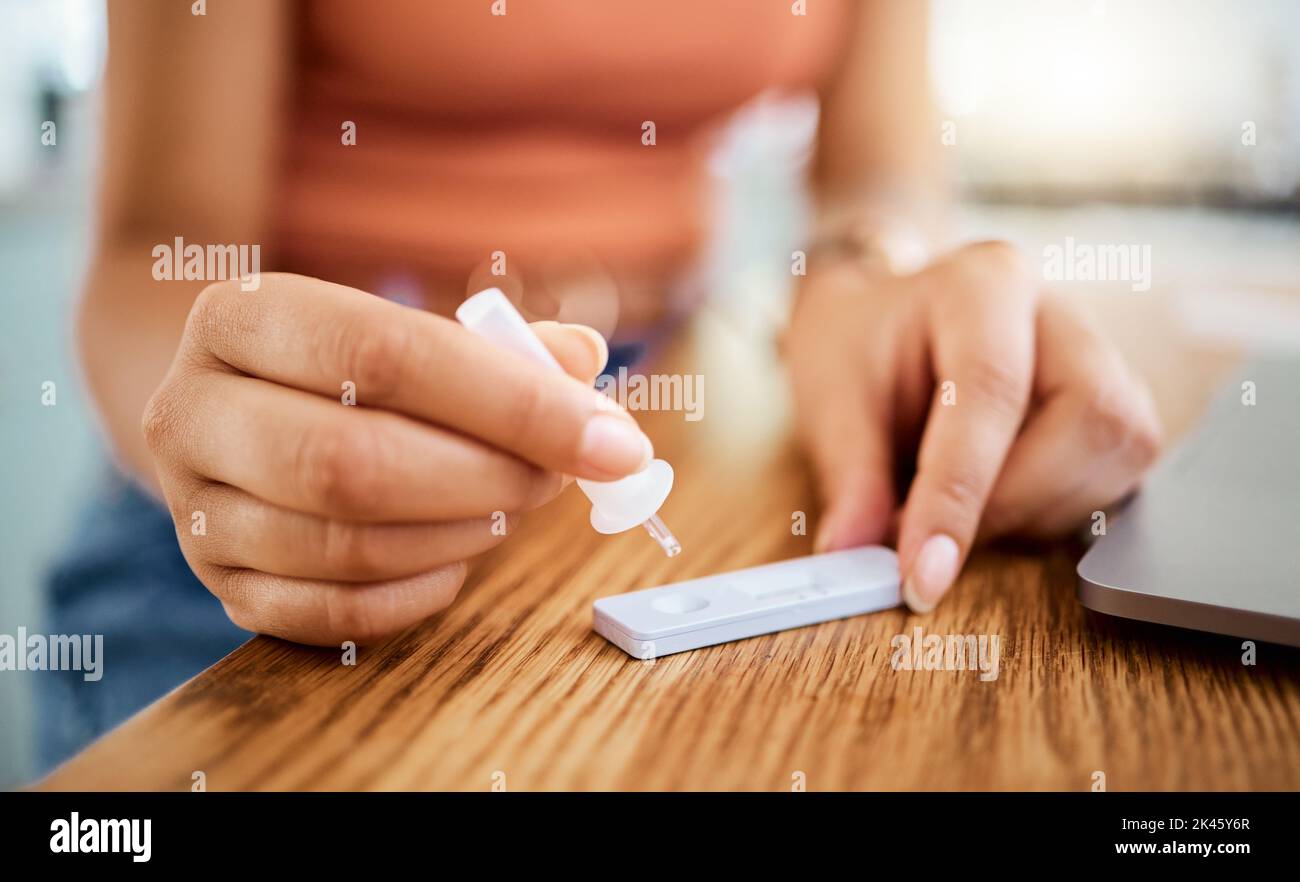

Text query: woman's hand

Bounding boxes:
[784,241,1162,614]
[142,273,647,645]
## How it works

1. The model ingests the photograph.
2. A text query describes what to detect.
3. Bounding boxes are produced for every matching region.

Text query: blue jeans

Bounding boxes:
[36,340,653,772]
[37,471,251,772]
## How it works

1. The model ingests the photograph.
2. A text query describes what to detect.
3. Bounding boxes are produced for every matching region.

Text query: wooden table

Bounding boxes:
[40,292,1300,791]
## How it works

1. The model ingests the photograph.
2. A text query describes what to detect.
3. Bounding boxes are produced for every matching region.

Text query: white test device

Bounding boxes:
[593,546,901,658]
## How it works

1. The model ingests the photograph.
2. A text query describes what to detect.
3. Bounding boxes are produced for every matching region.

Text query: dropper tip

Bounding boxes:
[643,513,682,558]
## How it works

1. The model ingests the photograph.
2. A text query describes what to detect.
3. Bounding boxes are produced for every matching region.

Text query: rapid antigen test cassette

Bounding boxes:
[593,546,901,658]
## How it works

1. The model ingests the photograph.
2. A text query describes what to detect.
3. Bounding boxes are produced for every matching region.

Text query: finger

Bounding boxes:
[897,243,1038,613]
[185,275,649,480]
[205,560,469,646]
[153,371,565,522]
[795,379,896,553]
[174,480,517,581]
[1027,376,1159,536]
[981,300,1162,539]
[785,271,901,552]
[532,321,608,383]
[529,322,607,495]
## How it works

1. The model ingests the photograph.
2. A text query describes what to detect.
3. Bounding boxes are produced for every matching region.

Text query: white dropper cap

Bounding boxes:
[455,287,681,557]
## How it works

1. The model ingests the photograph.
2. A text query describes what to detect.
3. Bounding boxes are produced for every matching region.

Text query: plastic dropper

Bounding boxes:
[642,513,682,557]
[456,288,682,557]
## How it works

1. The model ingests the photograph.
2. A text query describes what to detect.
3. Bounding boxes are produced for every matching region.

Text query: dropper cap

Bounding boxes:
[456,288,681,556]
[578,462,674,532]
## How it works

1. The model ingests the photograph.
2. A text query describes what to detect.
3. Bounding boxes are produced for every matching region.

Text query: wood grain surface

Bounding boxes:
[39,293,1300,791]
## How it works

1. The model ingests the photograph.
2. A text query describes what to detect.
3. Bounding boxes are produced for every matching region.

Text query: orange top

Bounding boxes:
[273,0,849,318]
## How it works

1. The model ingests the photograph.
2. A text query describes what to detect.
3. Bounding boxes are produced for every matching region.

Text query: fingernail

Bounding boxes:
[563,323,609,375]
[578,413,653,477]
[902,534,960,614]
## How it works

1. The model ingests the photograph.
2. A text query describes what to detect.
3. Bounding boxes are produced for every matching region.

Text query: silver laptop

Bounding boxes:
[1078,356,1300,647]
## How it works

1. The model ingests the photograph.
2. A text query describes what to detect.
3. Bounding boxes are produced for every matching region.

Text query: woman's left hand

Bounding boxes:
[784,240,1163,614]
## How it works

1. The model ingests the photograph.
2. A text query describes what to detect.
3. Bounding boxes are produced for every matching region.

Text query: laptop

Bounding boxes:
[1077,356,1300,647]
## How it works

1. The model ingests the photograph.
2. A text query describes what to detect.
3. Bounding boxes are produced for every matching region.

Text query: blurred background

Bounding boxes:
[1,0,1297,789]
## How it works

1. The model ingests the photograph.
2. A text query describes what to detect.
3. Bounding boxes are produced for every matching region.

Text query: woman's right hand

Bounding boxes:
[142,273,649,646]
